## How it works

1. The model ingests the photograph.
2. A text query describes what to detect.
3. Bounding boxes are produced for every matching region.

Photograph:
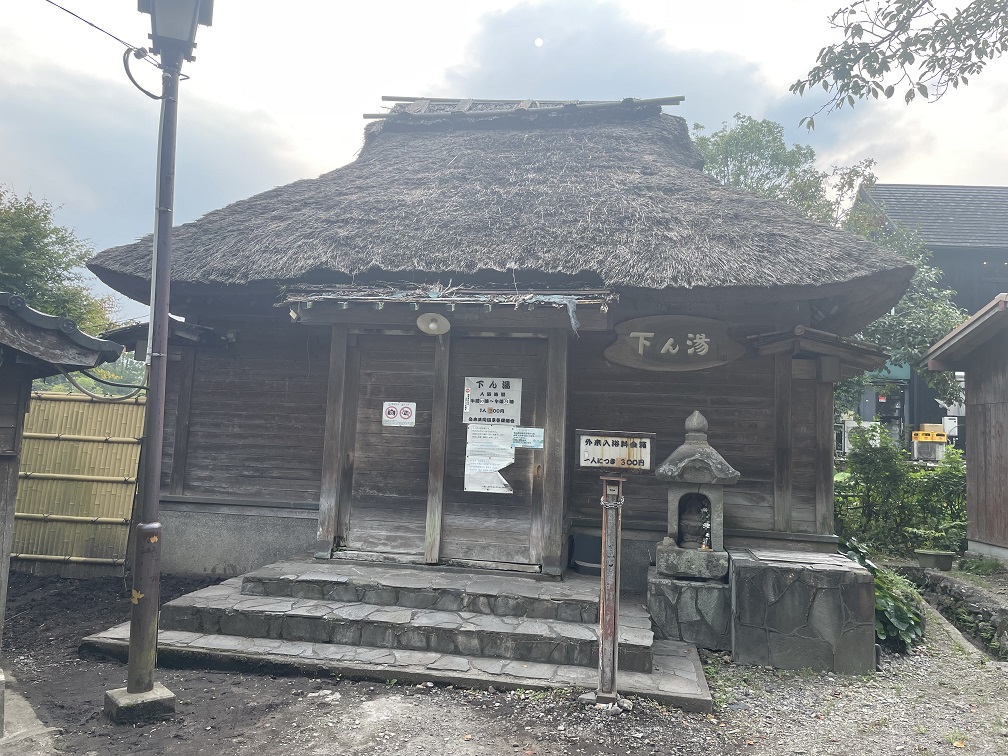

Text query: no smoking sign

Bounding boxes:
[382,401,417,427]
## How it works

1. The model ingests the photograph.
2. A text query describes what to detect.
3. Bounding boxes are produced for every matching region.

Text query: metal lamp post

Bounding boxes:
[105,0,213,723]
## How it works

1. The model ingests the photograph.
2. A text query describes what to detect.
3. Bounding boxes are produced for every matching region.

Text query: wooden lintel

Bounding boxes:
[293,303,611,332]
[424,334,451,563]
[317,326,349,555]
[815,382,835,535]
[541,329,570,574]
[168,345,197,495]
[773,354,793,533]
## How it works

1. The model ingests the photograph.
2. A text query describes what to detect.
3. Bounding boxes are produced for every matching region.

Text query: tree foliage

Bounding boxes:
[793,0,1008,126]
[0,187,115,334]
[692,115,966,408]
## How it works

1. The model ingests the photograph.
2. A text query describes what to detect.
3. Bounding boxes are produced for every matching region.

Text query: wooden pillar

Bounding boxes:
[541,329,570,575]
[317,326,349,556]
[0,365,30,653]
[168,345,196,495]
[815,381,835,535]
[424,334,451,563]
[773,354,793,532]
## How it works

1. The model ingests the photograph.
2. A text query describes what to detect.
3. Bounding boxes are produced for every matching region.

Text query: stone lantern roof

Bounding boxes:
[655,411,740,485]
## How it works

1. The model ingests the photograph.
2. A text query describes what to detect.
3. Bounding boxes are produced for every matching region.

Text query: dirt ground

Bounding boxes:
[2,571,1007,755]
[0,572,740,756]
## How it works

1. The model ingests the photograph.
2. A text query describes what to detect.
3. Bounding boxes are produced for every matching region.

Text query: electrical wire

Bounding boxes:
[124,47,161,100]
[42,0,161,69]
[79,368,148,391]
[57,364,148,402]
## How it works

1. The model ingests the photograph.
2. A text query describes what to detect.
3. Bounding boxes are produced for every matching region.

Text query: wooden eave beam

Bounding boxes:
[290,302,611,331]
[922,294,1008,371]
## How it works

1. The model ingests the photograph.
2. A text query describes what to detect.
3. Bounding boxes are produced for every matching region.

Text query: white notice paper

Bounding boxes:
[463,377,522,425]
[464,424,515,494]
[512,427,544,449]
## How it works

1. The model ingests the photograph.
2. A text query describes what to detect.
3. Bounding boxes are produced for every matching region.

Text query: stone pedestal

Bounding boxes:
[104,682,176,724]
[647,570,731,651]
[655,542,728,580]
[730,549,875,674]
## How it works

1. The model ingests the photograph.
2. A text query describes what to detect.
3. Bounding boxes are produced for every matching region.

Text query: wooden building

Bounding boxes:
[924,294,1008,559]
[89,97,912,587]
[0,293,121,678]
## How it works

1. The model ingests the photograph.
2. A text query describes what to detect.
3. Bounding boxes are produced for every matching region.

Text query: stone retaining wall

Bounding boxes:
[902,568,1008,659]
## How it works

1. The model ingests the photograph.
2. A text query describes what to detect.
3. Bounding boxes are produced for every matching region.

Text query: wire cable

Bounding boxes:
[42,0,161,69]
[57,364,148,402]
[124,47,161,100]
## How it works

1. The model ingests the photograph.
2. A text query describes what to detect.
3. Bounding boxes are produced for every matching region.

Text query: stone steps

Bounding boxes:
[81,625,712,712]
[160,576,654,673]
[240,560,600,622]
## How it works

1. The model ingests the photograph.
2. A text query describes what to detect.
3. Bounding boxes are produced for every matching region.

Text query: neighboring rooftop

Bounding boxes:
[0,293,122,378]
[859,184,1008,249]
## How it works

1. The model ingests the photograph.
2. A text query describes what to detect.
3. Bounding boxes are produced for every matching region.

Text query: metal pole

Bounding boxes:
[126,47,184,695]
[596,475,624,704]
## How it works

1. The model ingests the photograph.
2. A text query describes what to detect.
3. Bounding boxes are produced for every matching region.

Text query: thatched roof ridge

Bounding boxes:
[89,99,913,321]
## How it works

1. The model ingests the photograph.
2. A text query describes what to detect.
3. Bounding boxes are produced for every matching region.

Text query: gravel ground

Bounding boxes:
[708,604,1008,755]
[3,573,1008,755]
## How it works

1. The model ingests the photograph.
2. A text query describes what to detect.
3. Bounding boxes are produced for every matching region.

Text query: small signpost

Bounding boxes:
[575,429,655,705]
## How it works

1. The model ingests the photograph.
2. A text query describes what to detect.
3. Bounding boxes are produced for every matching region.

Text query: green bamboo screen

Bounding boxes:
[13,393,145,577]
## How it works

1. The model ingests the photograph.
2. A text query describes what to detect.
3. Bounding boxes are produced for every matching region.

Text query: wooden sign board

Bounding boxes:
[576,429,657,474]
[603,315,745,372]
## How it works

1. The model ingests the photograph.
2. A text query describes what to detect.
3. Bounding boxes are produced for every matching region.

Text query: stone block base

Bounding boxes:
[730,549,875,674]
[104,682,176,724]
[647,570,731,651]
[655,543,729,579]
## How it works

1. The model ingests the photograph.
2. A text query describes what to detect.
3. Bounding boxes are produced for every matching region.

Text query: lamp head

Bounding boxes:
[417,313,451,336]
[138,0,214,61]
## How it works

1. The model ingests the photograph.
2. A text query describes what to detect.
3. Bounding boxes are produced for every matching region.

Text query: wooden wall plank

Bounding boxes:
[336,344,361,546]
[568,333,777,532]
[774,354,793,532]
[343,336,434,556]
[541,329,569,574]
[168,345,196,495]
[0,365,30,646]
[424,334,451,563]
[317,326,349,554]
[815,381,835,535]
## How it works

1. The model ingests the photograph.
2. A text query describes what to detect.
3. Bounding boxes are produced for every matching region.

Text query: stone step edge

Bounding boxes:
[159,599,653,673]
[162,590,652,648]
[239,575,600,622]
[79,626,712,714]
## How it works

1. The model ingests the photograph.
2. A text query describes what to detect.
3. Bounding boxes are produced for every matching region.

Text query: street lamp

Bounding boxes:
[104,0,213,724]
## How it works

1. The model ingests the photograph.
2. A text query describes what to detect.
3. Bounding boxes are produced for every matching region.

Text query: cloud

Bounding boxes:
[441,0,922,177]
[441,0,771,133]
[0,43,314,318]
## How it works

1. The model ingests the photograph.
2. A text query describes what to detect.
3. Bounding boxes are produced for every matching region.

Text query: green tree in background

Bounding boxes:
[793,0,1008,127]
[0,187,115,334]
[692,114,965,411]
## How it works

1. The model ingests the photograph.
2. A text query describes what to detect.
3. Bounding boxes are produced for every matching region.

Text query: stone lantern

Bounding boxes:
[654,411,738,580]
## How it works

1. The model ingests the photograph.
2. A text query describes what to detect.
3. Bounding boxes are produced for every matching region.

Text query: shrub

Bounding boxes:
[840,537,926,650]
[835,423,967,555]
[958,556,1005,576]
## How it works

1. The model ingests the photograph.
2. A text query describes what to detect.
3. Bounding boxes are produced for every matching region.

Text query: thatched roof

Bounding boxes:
[89,97,913,327]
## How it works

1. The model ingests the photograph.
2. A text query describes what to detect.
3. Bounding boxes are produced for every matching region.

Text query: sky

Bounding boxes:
[4,0,1007,322]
